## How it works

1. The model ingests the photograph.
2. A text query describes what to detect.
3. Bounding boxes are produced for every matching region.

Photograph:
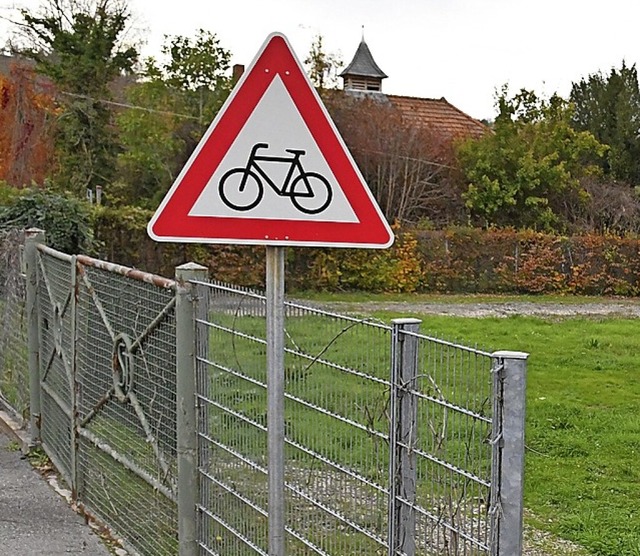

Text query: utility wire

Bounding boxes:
[352,147,457,171]
[8,69,455,168]
[5,68,202,120]
[54,92,453,169]
[57,90,200,121]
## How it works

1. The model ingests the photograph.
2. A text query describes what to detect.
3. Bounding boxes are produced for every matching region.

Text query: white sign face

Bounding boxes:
[189,75,358,223]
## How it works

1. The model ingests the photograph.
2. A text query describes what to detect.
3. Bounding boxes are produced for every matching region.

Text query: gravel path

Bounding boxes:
[316,298,640,319]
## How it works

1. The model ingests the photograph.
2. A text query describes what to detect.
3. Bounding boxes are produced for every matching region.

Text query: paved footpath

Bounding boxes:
[0,426,113,555]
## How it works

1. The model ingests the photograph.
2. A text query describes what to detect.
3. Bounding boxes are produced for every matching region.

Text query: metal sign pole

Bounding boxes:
[266,245,286,555]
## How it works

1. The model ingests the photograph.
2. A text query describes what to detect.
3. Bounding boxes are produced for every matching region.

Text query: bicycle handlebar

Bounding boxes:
[251,142,269,155]
[249,142,305,159]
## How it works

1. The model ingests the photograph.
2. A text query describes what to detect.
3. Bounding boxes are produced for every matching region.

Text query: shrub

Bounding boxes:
[0,187,94,253]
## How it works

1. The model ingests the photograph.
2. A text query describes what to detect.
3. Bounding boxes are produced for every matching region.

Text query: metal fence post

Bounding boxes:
[266,246,286,556]
[176,262,209,556]
[25,228,44,446]
[389,318,421,556]
[69,254,78,494]
[490,351,528,556]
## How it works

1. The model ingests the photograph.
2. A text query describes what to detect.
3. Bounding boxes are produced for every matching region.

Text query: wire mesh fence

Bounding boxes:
[33,244,179,556]
[400,328,495,555]
[0,229,29,425]
[195,280,499,556]
[1,233,525,555]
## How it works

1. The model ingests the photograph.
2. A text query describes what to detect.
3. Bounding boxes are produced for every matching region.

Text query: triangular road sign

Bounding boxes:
[147,32,394,248]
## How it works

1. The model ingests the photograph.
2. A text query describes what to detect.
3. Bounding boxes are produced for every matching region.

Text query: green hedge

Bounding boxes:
[90,207,640,296]
[0,187,632,295]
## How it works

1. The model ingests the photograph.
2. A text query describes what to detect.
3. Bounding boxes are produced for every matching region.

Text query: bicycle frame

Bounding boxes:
[242,143,305,197]
[219,142,332,214]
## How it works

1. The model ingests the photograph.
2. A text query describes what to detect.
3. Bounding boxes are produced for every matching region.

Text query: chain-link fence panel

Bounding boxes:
[0,229,28,425]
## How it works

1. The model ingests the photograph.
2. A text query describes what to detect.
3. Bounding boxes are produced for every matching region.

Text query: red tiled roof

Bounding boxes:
[387,94,488,139]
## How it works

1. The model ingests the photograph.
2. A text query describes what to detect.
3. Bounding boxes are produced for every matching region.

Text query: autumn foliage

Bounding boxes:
[0,63,55,187]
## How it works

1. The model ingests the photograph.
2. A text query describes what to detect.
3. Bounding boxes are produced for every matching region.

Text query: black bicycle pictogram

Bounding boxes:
[219,142,333,214]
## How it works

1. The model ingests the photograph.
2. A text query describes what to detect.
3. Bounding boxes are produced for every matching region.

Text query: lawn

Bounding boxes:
[356,305,640,556]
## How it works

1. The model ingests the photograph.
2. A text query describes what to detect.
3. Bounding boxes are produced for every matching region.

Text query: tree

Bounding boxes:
[115,29,232,206]
[148,29,232,124]
[12,0,138,195]
[457,88,607,231]
[0,62,55,187]
[325,92,460,225]
[570,62,640,186]
[112,78,188,206]
[304,34,342,91]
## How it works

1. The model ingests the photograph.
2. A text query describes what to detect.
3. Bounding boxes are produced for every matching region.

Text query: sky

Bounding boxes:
[2,0,640,121]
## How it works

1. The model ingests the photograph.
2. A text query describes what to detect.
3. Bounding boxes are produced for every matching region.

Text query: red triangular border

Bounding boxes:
[147,33,394,248]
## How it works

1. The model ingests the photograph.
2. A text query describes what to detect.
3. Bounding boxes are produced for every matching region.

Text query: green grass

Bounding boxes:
[209,310,496,553]
[360,309,640,556]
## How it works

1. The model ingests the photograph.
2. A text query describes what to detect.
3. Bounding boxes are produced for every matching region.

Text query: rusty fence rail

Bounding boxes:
[0,231,527,556]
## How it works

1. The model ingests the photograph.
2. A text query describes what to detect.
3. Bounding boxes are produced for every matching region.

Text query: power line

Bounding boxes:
[57,90,200,121]
[6,70,462,170]
[4,68,202,120]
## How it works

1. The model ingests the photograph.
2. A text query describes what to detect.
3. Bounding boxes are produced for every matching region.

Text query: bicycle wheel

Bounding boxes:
[290,172,333,214]
[219,168,263,211]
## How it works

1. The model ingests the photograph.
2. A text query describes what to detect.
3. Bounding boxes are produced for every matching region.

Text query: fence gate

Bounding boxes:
[34,242,179,556]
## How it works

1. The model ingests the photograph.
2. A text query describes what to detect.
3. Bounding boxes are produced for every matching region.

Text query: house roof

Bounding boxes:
[387,94,488,139]
[340,40,388,79]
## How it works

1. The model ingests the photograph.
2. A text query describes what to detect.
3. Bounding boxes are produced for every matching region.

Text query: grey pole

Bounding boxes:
[389,318,421,556]
[176,262,209,556]
[266,246,286,555]
[490,350,528,556]
[69,255,78,493]
[25,228,44,447]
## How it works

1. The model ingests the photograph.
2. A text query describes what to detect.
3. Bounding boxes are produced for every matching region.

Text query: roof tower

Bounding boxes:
[340,35,388,92]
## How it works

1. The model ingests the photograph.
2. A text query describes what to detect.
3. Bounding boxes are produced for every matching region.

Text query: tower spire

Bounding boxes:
[339,32,388,93]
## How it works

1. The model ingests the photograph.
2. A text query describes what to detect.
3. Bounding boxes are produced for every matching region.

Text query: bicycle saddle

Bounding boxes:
[285,148,306,156]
